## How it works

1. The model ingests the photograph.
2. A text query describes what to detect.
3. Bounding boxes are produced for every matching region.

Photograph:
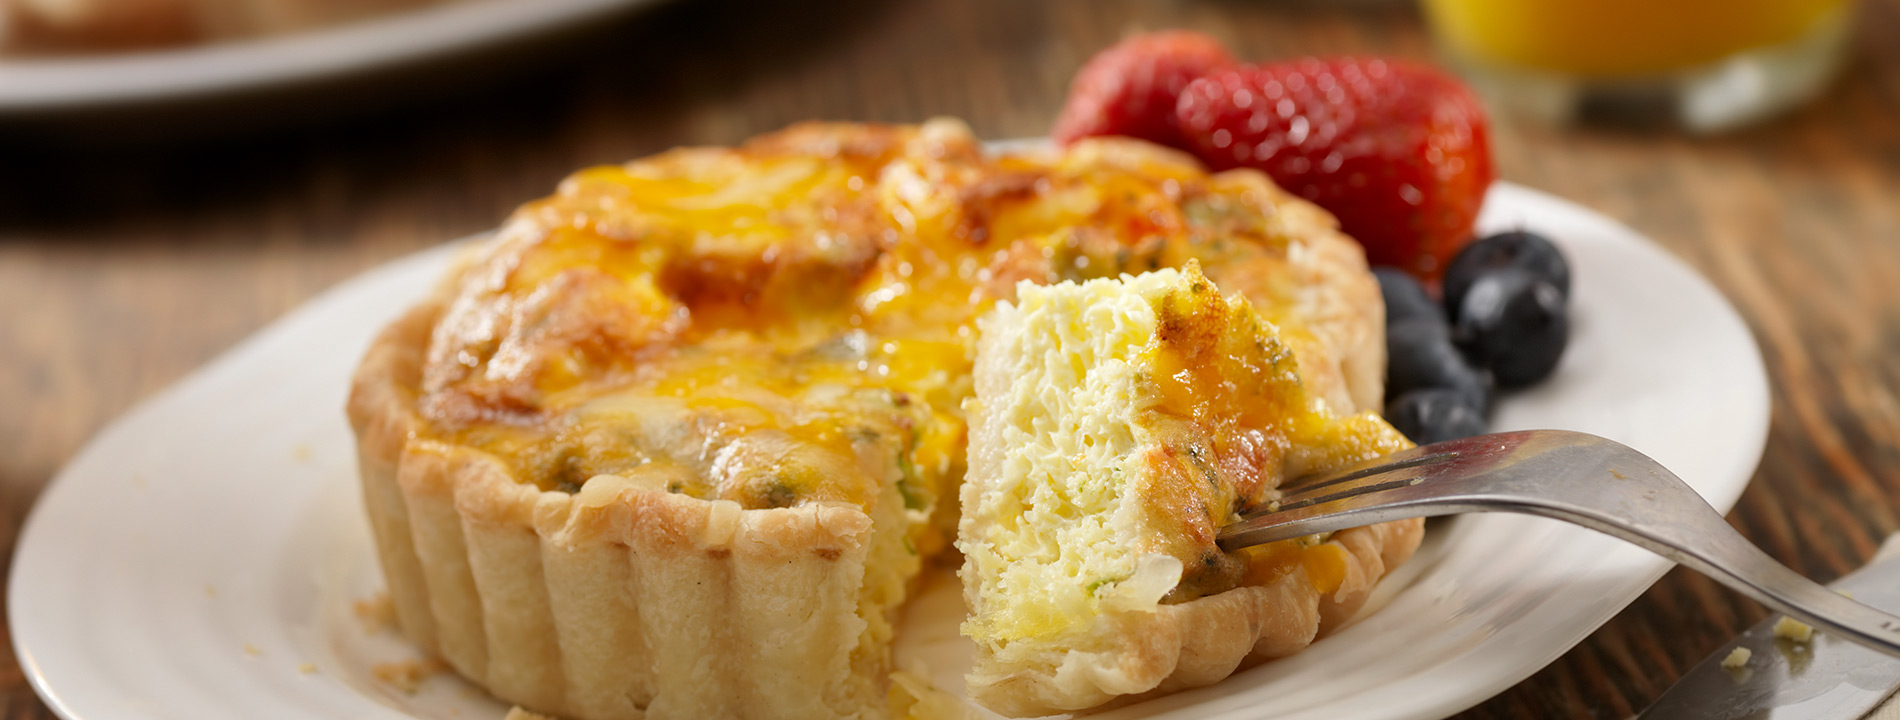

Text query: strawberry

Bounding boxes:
[1052,30,1236,151]
[1174,58,1494,280]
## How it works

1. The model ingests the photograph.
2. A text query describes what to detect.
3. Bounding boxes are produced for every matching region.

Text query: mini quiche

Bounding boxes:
[348,118,1411,720]
[962,265,1421,716]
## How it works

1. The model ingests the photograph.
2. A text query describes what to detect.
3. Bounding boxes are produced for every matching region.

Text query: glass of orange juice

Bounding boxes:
[1422,0,1853,131]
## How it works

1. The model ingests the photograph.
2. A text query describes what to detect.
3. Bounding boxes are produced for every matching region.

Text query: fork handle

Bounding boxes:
[1523,498,1900,657]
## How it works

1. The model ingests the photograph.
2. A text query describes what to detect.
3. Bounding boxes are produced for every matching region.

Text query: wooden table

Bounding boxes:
[2,0,1897,717]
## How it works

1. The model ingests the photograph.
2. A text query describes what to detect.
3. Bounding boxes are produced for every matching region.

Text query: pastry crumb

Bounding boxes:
[243,643,263,657]
[1721,647,1751,669]
[204,584,217,599]
[372,658,447,694]
[1773,616,1815,643]
[504,707,559,720]
[1839,589,1856,600]
[353,593,397,635]
[291,443,313,463]
[297,662,318,675]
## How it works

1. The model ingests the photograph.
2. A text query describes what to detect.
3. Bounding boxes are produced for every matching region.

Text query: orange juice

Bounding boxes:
[1424,0,1851,77]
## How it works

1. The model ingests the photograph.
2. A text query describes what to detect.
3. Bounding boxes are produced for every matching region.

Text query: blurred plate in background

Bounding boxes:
[0,0,662,114]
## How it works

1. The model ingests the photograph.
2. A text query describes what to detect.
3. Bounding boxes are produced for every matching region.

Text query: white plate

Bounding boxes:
[0,0,659,112]
[9,181,1769,720]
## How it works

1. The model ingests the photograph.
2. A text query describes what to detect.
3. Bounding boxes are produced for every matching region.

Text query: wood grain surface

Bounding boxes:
[1,0,1897,717]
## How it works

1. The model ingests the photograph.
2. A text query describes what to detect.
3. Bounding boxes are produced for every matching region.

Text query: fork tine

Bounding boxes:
[1219,432,1532,551]
[1273,473,1430,513]
[1273,449,1463,507]
[1218,475,1474,551]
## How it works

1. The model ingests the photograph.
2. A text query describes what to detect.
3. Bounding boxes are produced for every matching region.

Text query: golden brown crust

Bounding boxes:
[1015,518,1426,717]
[965,518,1424,718]
[349,296,890,720]
[1277,198,1388,415]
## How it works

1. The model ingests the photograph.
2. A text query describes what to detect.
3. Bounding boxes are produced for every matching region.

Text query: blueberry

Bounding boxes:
[1386,389,1488,445]
[1386,317,1492,415]
[1374,267,1440,326]
[1454,268,1569,388]
[1443,230,1571,320]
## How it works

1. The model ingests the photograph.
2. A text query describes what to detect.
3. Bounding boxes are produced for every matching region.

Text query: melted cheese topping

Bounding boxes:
[415,120,1340,526]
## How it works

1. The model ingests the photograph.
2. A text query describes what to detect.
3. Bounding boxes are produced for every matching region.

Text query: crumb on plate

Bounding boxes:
[1773,616,1815,643]
[353,592,397,635]
[372,658,447,694]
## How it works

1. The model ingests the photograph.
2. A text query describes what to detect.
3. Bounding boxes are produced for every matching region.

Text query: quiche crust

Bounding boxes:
[352,299,893,719]
[962,516,1422,715]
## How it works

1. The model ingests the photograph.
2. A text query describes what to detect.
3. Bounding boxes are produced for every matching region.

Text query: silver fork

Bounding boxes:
[1218,429,1900,658]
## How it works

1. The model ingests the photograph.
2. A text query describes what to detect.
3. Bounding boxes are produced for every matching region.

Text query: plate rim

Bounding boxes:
[6,179,1771,720]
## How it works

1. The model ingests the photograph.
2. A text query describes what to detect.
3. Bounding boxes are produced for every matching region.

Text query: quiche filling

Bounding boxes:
[960,267,1408,667]
[415,121,1350,538]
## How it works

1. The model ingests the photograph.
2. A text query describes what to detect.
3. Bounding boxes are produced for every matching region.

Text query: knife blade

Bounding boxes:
[1638,546,1900,720]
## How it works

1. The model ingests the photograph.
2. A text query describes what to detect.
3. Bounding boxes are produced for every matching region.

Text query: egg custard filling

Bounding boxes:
[960,265,1416,715]
[350,119,1417,720]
